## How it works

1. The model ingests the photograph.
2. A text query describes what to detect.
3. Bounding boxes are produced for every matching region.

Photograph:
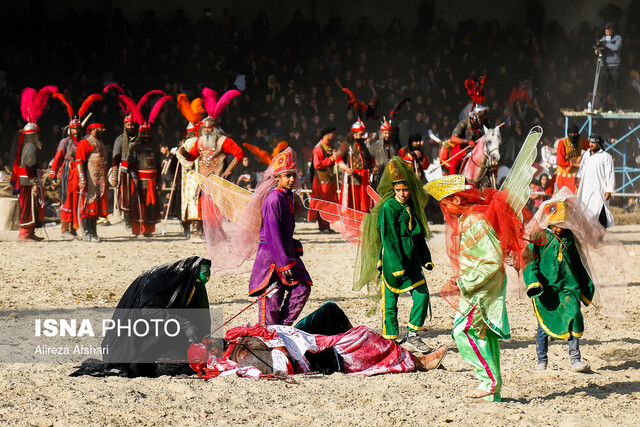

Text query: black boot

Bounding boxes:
[82,219,91,242]
[91,220,101,243]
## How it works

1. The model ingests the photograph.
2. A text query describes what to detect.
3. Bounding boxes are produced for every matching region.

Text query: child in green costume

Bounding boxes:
[355,157,434,352]
[525,193,598,372]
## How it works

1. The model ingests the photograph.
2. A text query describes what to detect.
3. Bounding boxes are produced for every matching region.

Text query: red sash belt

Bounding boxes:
[139,169,157,180]
[139,169,157,205]
[120,160,128,170]
[18,167,34,179]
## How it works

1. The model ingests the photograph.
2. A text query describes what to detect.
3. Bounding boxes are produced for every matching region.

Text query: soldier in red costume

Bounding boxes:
[128,123,162,237]
[398,133,431,182]
[176,88,243,241]
[12,86,56,242]
[50,92,102,239]
[336,120,376,212]
[554,124,589,194]
[307,126,338,232]
[75,119,109,242]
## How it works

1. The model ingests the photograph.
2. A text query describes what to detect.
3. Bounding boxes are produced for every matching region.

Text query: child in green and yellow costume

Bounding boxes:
[524,188,602,372]
[355,157,434,352]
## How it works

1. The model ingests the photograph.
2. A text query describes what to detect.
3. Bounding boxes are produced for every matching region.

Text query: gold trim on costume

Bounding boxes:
[382,273,425,294]
[392,270,405,277]
[459,227,489,252]
[407,323,422,331]
[532,299,571,340]
[527,282,543,291]
[186,286,196,306]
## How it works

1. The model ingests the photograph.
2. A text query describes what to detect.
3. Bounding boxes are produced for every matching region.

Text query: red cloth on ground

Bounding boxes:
[314,325,416,376]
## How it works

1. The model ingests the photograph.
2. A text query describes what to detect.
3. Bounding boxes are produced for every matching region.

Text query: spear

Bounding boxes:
[209,284,277,336]
[161,162,181,235]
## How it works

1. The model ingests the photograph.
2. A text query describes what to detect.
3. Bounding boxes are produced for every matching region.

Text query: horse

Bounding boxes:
[461,125,502,190]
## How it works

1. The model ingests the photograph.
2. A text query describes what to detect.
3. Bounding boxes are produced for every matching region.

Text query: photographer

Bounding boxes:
[594,22,622,110]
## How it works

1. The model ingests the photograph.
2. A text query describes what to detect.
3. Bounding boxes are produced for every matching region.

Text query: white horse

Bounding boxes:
[461,125,502,189]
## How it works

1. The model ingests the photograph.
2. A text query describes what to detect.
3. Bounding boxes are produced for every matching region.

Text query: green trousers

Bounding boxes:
[452,310,502,402]
[382,282,429,339]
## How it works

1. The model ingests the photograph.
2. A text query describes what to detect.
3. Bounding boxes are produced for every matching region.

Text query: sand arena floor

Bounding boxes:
[0,220,638,426]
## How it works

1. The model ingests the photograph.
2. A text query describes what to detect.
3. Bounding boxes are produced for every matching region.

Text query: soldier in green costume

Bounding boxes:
[355,157,434,352]
[525,197,596,372]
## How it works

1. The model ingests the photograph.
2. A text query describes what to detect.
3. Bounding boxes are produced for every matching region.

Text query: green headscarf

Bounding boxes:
[353,157,432,305]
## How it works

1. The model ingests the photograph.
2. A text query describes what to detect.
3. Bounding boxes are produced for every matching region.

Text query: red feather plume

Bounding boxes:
[137,90,165,111]
[389,97,411,119]
[52,92,74,120]
[366,98,380,120]
[191,98,205,116]
[103,83,125,95]
[242,143,272,165]
[202,87,218,117]
[271,141,289,158]
[118,95,144,125]
[465,76,487,108]
[177,94,205,123]
[342,88,368,121]
[104,83,127,113]
[212,90,241,119]
[20,88,37,122]
[149,95,173,125]
[30,85,57,123]
[78,94,103,120]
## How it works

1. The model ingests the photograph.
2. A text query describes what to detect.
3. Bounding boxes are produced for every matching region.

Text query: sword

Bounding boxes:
[348,146,356,207]
[34,170,50,241]
[77,188,85,238]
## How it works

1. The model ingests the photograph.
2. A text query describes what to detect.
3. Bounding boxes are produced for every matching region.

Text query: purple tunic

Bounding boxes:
[248,187,312,297]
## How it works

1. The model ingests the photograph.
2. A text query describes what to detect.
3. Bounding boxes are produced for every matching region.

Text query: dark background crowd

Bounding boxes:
[0,1,639,185]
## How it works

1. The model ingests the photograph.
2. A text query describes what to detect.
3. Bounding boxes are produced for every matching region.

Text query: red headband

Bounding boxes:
[87,123,104,131]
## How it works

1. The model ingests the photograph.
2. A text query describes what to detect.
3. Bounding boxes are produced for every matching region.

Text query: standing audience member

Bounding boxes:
[576,135,615,228]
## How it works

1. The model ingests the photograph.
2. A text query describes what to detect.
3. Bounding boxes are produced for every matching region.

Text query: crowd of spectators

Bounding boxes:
[0,3,639,184]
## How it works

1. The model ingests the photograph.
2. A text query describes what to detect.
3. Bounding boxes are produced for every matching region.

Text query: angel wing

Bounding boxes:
[305,185,377,246]
[192,171,254,227]
[366,185,380,204]
[500,125,543,217]
[306,198,366,246]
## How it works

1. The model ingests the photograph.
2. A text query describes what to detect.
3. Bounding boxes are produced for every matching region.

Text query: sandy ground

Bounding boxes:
[0,219,639,426]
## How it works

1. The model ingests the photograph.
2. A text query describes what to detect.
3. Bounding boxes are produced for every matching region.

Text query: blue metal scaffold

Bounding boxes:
[562,109,640,194]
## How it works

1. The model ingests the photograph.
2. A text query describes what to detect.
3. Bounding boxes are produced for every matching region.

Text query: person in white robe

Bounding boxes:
[576,135,616,228]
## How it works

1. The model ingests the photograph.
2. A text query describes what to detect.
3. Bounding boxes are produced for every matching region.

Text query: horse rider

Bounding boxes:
[448,105,490,175]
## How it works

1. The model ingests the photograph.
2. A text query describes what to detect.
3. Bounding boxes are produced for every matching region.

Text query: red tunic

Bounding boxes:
[50,137,80,227]
[129,140,161,235]
[307,142,338,222]
[336,142,375,213]
[186,136,244,162]
[75,137,109,219]
[554,137,589,193]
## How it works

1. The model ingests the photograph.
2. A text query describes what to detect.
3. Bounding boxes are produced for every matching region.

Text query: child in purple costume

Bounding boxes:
[248,149,312,325]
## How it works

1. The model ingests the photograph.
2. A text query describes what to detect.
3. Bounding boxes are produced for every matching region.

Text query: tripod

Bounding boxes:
[589,48,619,112]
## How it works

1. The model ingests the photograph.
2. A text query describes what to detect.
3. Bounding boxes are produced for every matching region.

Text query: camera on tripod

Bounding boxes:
[594,40,605,56]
